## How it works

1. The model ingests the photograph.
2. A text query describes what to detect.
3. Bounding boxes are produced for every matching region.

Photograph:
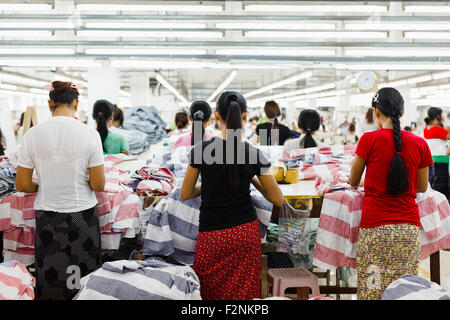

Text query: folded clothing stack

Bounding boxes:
[122,106,167,145]
[135,166,175,196]
[0,161,16,199]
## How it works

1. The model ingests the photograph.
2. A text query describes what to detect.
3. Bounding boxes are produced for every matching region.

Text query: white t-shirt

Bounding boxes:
[17,116,104,213]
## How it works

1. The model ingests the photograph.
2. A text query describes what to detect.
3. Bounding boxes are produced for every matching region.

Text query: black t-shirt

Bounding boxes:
[256,122,291,146]
[189,137,271,232]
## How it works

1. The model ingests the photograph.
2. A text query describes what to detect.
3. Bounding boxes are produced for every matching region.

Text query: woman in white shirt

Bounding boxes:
[16,81,105,300]
[284,109,328,151]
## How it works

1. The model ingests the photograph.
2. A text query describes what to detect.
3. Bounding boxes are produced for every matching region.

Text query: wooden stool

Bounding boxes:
[268,268,320,300]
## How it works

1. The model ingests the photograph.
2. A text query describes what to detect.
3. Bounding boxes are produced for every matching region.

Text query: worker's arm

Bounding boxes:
[348,155,366,188]
[253,173,284,207]
[89,165,105,192]
[16,167,38,193]
[180,165,201,201]
[417,167,430,193]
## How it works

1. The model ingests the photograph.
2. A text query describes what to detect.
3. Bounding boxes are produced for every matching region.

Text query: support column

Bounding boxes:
[130,72,151,106]
[88,67,120,108]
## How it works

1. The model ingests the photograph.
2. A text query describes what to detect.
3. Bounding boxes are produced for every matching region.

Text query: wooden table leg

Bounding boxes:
[297,287,309,300]
[429,251,440,285]
[261,255,269,298]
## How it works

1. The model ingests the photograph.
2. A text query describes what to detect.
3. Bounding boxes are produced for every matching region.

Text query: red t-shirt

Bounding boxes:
[424,126,449,140]
[355,129,434,228]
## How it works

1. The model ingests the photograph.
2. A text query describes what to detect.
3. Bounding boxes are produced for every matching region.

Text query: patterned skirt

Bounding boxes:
[356,223,420,300]
[193,219,261,300]
[34,207,102,300]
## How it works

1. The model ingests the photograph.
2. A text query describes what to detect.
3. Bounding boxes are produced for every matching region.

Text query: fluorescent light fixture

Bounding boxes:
[77,30,222,38]
[244,5,387,13]
[85,48,207,55]
[432,71,450,80]
[120,90,131,98]
[405,5,450,13]
[0,48,75,55]
[335,64,450,71]
[244,71,313,99]
[345,22,450,31]
[407,75,432,84]
[85,22,206,29]
[215,22,335,30]
[0,73,47,87]
[0,83,18,90]
[405,32,450,39]
[279,89,346,103]
[249,82,336,103]
[0,30,52,37]
[0,22,75,29]
[245,31,386,39]
[216,48,335,56]
[76,4,222,12]
[0,59,102,68]
[155,73,189,104]
[207,70,237,103]
[0,4,52,11]
[110,60,214,69]
[345,48,450,57]
[30,88,49,95]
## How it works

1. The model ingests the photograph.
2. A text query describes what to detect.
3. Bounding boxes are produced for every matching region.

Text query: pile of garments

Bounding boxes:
[282,145,356,184]
[313,188,450,270]
[0,156,140,266]
[381,274,450,300]
[0,260,34,300]
[122,106,167,145]
[0,157,16,199]
[74,257,201,300]
[109,126,151,155]
[142,188,273,265]
[131,166,175,196]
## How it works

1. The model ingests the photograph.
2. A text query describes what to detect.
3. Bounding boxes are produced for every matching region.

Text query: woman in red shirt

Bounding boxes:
[349,87,433,300]
[424,107,450,155]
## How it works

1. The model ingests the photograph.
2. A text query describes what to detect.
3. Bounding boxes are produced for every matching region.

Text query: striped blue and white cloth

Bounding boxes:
[74,257,201,300]
[142,188,273,265]
[381,274,450,300]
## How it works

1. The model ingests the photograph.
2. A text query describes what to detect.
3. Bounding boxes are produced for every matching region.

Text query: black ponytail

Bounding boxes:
[298,109,320,148]
[189,101,211,146]
[217,91,247,188]
[372,87,409,195]
[425,107,443,126]
[92,99,114,152]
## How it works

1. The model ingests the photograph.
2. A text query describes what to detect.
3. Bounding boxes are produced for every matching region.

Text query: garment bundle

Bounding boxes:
[0,260,34,300]
[122,106,167,145]
[109,126,151,155]
[74,257,201,300]
[313,188,450,270]
[381,274,450,300]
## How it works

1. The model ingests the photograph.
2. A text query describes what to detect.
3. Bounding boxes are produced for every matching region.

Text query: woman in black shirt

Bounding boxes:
[180,91,283,300]
[255,100,291,145]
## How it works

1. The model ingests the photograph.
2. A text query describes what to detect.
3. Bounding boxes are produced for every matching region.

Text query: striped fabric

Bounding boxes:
[313,188,450,269]
[0,260,34,300]
[74,257,201,300]
[143,188,273,265]
[0,158,140,266]
[381,274,450,300]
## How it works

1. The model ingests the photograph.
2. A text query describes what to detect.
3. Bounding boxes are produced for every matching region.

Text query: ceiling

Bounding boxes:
[1,0,450,108]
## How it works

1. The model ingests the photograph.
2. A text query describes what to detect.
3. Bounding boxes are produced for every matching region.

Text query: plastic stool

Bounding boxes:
[268,268,320,300]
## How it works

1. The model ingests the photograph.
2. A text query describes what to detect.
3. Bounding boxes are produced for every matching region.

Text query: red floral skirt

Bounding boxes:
[193,219,261,300]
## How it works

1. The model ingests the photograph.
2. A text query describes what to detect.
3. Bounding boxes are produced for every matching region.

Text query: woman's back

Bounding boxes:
[17,116,104,212]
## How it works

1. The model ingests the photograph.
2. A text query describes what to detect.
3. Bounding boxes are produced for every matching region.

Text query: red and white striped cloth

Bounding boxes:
[0,261,34,300]
[104,153,138,167]
[281,145,356,182]
[313,188,450,269]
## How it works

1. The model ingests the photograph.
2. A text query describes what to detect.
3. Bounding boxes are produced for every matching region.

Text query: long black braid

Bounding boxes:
[372,87,409,195]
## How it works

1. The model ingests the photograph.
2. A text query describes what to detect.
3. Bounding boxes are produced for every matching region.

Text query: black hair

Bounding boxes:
[174,111,188,130]
[298,109,321,148]
[48,81,79,110]
[0,128,5,156]
[216,91,247,187]
[92,99,114,152]
[372,87,409,195]
[348,123,356,133]
[189,101,211,146]
[424,107,443,126]
[404,126,412,132]
[113,104,124,127]
[264,100,281,130]
[365,108,374,124]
